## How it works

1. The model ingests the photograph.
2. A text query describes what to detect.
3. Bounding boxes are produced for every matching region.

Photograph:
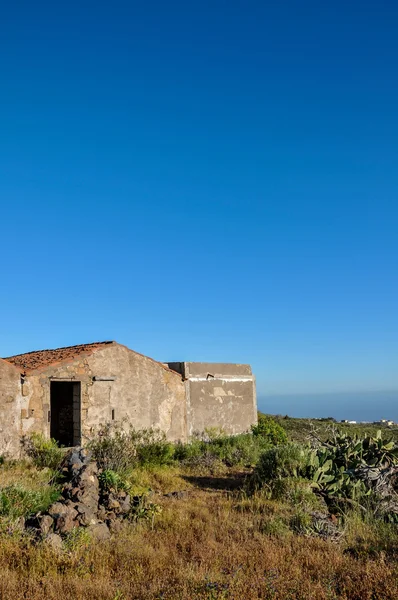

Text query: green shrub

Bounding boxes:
[89,423,175,472]
[251,414,288,445]
[173,439,204,462]
[289,510,313,534]
[0,484,60,519]
[63,527,91,552]
[132,429,175,466]
[21,433,64,471]
[253,443,312,485]
[206,433,270,467]
[181,451,228,475]
[175,432,271,471]
[99,469,130,493]
[270,477,323,510]
[88,424,137,472]
[129,495,162,526]
[260,517,292,538]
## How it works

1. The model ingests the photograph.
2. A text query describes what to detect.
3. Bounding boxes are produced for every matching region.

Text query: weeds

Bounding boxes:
[0,485,60,519]
[99,469,131,493]
[89,423,176,472]
[21,433,64,471]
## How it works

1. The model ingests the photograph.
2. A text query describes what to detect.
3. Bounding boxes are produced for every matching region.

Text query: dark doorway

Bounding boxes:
[50,382,81,446]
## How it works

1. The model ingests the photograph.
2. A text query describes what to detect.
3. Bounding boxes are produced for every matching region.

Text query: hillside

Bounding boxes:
[267,413,398,444]
[0,419,397,599]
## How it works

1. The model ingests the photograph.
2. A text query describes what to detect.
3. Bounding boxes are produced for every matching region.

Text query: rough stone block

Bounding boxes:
[44,533,63,552]
[87,523,110,541]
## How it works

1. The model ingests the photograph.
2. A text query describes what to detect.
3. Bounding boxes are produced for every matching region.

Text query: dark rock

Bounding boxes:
[97,505,107,521]
[39,515,54,536]
[76,507,97,526]
[25,515,40,531]
[44,533,63,551]
[119,495,131,514]
[54,505,78,533]
[108,498,121,511]
[56,514,78,534]
[48,502,69,518]
[87,523,110,541]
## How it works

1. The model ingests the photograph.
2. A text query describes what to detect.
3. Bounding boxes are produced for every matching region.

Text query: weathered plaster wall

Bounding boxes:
[19,344,187,448]
[184,362,257,436]
[84,345,186,442]
[0,359,24,456]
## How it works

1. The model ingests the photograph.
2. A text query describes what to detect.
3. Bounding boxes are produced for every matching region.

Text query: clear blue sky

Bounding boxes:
[1,1,397,402]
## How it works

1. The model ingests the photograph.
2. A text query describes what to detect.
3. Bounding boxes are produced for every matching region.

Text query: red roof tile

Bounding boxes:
[3,341,114,373]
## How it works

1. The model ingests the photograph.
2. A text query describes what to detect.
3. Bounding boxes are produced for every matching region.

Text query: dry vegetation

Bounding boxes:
[0,418,397,599]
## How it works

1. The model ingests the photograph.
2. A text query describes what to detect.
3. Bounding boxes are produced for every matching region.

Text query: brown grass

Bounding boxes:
[0,464,396,600]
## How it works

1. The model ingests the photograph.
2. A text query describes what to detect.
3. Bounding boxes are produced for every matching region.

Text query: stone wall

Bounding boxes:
[0,359,24,456]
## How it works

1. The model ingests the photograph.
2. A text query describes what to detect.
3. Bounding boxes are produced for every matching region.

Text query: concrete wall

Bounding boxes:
[15,343,187,450]
[0,359,24,456]
[182,362,257,436]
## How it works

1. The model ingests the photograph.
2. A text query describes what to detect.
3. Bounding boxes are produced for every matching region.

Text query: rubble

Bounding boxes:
[25,447,132,541]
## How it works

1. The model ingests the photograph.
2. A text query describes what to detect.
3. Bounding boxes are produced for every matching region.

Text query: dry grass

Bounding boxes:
[0,460,53,490]
[0,463,397,600]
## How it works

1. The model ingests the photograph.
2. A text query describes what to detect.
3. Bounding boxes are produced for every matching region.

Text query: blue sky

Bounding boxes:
[1,1,397,403]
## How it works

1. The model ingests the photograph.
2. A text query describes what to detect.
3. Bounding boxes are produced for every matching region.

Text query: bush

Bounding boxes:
[207,433,270,467]
[99,469,130,493]
[21,433,64,471]
[175,431,271,471]
[129,495,162,525]
[89,423,175,473]
[133,429,175,466]
[0,484,60,519]
[253,443,312,485]
[90,423,286,477]
[251,414,288,445]
[270,477,323,510]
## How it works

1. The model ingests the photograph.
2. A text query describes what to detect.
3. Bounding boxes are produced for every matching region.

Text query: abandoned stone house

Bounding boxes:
[0,341,257,457]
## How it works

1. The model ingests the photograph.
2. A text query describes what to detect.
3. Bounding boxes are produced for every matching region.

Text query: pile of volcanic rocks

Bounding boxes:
[26,447,132,547]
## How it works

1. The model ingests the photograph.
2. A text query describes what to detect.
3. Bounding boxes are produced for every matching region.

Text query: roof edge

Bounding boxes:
[3,341,183,379]
[3,341,116,375]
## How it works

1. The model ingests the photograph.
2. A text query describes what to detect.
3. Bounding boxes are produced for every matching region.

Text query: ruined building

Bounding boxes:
[0,341,257,457]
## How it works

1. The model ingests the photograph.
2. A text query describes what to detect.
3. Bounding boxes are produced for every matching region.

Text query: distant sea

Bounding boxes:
[257,391,398,423]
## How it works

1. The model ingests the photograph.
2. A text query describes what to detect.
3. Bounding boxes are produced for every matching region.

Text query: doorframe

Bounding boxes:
[49,380,82,446]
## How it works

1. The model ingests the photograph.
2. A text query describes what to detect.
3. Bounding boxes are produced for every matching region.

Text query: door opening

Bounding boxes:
[50,381,81,446]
